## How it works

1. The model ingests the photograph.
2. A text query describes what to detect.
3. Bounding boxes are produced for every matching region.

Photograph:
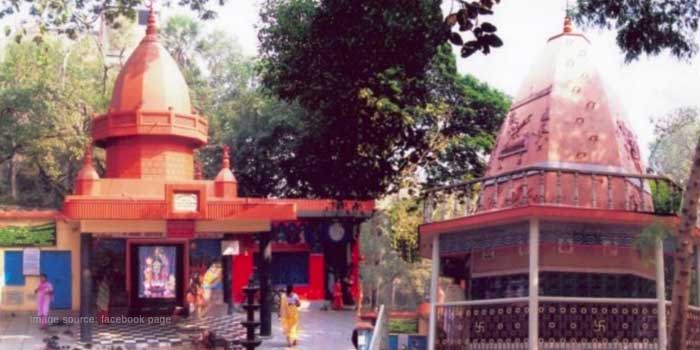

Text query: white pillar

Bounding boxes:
[428,234,440,350]
[656,240,667,350]
[529,219,540,350]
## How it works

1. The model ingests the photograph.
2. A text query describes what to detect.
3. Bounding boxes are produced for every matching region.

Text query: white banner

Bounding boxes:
[22,248,40,275]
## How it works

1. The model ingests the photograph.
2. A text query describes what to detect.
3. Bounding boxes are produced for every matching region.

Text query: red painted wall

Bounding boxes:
[232,248,254,303]
[308,254,325,299]
[230,242,326,302]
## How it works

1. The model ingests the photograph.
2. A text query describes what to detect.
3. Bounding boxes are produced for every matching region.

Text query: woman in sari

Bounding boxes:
[34,273,54,330]
[280,284,301,347]
[332,277,344,310]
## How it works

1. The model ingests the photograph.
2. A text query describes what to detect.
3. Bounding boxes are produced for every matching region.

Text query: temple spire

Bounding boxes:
[146,0,157,36]
[563,0,573,33]
[214,145,238,198]
[74,140,99,195]
[82,142,94,167]
[222,145,231,169]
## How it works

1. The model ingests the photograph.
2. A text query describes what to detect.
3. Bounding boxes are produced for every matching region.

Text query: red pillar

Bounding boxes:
[308,253,325,300]
[232,246,254,303]
[351,230,361,303]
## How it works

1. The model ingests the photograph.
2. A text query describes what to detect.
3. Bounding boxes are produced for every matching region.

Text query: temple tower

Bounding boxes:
[420,17,685,350]
[91,11,207,181]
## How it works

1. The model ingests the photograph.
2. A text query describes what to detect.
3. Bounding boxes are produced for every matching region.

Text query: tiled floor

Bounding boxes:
[0,310,246,350]
[0,301,358,350]
[75,314,246,348]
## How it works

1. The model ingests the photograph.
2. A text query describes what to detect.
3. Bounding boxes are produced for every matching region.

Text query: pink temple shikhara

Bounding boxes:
[420,16,691,350]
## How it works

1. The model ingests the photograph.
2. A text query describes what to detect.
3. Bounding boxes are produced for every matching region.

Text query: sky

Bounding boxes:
[198,0,700,162]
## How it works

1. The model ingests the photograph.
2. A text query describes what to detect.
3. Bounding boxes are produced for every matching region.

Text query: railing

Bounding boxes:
[370,304,387,350]
[538,297,659,349]
[433,299,700,349]
[434,297,665,350]
[423,166,682,223]
[435,298,529,350]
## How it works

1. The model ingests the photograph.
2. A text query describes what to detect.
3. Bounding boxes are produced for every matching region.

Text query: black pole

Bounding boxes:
[222,234,234,315]
[258,231,272,336]
[80,233,93,343]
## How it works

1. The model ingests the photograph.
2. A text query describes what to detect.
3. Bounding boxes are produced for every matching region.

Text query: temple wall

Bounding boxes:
[0,219,80,312]
[105,136,194,180]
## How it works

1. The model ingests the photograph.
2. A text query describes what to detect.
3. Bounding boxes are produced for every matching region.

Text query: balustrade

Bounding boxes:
[423,166,681,224]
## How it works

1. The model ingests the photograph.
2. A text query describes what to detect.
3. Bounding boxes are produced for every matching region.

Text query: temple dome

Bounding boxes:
[108,14,192,115]
[485,17,645,177]
[91,11,208,180]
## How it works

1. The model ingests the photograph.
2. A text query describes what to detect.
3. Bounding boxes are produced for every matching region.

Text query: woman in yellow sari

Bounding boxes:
[280,284,301,346]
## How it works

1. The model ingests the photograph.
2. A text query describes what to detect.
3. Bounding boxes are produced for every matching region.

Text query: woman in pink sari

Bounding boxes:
[34,273,53,330]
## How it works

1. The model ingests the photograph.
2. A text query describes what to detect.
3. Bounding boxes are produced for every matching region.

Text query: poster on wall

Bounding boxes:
[23,248,40,275]
[190,240,223,303]
[138,246,177,298]
[221,240,239,256]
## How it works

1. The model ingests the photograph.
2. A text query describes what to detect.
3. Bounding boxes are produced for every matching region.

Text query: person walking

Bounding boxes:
[332,276,344,310]
[34,273,54,330]
[280,284,301,347]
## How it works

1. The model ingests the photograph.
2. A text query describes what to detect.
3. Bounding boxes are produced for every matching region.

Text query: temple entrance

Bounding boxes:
[255,252,310,287]
[129,242,185,315]
[324,242,354,305]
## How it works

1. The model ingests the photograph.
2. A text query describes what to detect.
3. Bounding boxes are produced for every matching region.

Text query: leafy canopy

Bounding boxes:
[0,38,109,207]
[574,0,700,61]
[1,0,224,42]
[258,0,509,199]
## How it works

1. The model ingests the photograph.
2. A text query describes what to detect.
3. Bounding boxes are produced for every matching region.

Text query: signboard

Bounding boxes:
[173,192,198,213]
[221,240,240,256]
[23,248,40,275]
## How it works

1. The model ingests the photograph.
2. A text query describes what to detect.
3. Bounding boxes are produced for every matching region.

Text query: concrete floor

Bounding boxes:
[259,301,357,350]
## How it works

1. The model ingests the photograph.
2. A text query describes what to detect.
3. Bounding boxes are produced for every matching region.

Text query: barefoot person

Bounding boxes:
[34,273,54,330]
[280,284,301,347]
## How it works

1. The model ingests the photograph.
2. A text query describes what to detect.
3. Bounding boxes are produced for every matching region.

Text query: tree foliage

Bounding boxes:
[386,197,423,263]
[0,38,109,207]
[258,0,509,199]
[573,0,700,62]
[443,0,504,57]
[0,0,224,42]
[649,107,700,186]
[359,213,431,310]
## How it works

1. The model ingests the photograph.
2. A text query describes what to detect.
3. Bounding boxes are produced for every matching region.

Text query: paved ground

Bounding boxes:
[0,311,50,350]
[0,302,358,350]
[259,301,357,350]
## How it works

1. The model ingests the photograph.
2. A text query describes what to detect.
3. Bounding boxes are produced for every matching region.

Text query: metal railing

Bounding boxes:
[434,296,664,350]
[423,166,682,223]
[370,304,387,350]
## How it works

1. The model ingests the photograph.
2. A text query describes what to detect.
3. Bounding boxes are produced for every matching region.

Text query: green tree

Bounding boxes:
[574,1,700,62]
[386,197,423,263]
[360,213,431,311]
[0,0,223,42]
[649,108,700,186]
[0,38,109,207]
[258,0,509,199]
[575,5,700,348]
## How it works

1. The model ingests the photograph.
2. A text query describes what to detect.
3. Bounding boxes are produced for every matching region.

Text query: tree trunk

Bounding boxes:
[669,138,700,350]
[9,152,18,201]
